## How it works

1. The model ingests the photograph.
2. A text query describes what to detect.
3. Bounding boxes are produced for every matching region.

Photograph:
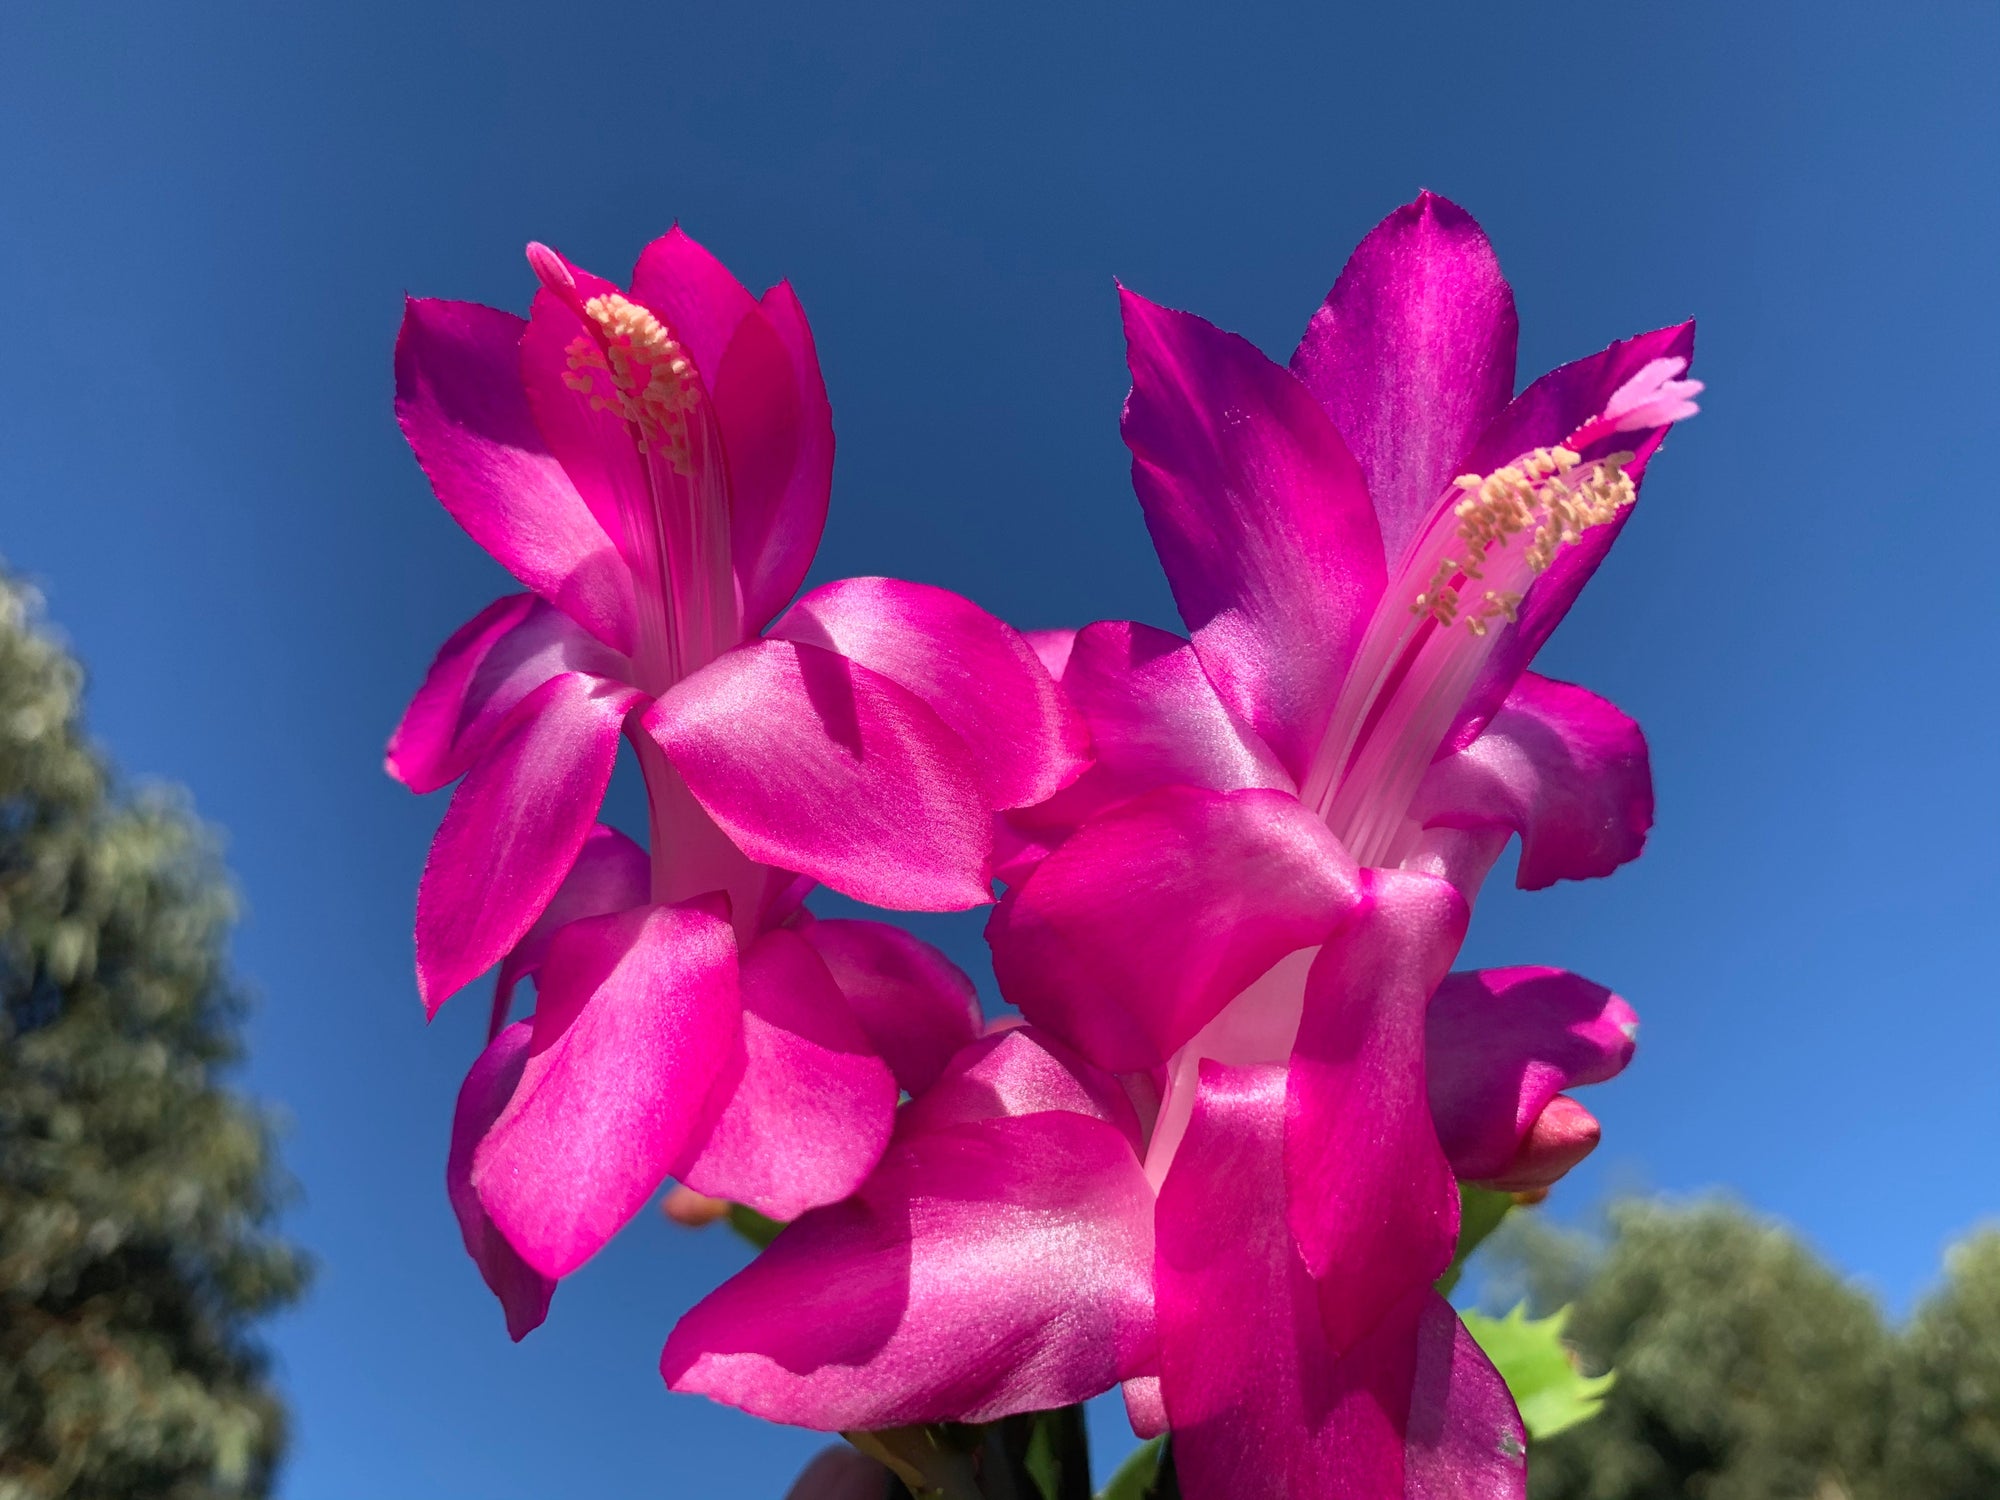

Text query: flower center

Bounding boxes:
[1299,354,1699,870]
[531,246,740,696]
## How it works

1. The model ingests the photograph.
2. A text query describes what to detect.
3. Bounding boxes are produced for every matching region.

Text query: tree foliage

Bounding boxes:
[1493,1198,2000,1500]
[0,571,308,1498]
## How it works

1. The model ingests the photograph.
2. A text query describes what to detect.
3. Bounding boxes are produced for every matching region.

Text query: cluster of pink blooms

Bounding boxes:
[388,194,1698,1498]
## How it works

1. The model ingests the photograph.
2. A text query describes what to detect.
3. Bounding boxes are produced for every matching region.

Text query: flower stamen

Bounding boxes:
[561,294,704,474]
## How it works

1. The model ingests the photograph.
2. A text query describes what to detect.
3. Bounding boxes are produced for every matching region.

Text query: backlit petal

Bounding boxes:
[799,917,984,1096]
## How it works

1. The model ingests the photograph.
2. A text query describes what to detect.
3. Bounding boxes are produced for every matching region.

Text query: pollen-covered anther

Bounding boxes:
[1418,446,1634,632]
[559,293,702,472]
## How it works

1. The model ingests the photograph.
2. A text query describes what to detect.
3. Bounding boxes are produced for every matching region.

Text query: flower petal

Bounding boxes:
[774,577,1089,810]
[989,786,1359,1074]
[784,1447,893,1500]
[723,289,835,629]
[487,823,650,1040]
[415,672,643,1013]
[660,1038,1156,1429]
[1284,869,1467,1345]
[1412,672,1653,890]
[1157,1061,1524,1500]
[387,595,630,795]
[394,298,634,652]
[1447,322,1697,745]
[446,1022,555,1341]
[629,226,759,393]
[1120,288,1386,782]
[798,917,984,1096]
[474,898,741,1279]
[645,638,993,911]
[675,927,898,1221]
[1290,192,1519,568]
[897,1026,1143,1147]
[1020,619,1292,834]
[1426,966,1636,1183]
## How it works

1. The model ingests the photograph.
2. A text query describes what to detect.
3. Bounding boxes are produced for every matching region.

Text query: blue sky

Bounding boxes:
[2,1,1995,1493]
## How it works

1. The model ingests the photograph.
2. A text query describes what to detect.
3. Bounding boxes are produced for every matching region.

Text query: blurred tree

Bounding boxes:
[1884,1228,2000,1500]
[0,570,308,1498]
[1502,1199,1893,1500]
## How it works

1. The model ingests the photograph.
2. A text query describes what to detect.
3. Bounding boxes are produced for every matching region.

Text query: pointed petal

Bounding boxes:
[645,639,993,911]
[488,823,650,1040]
[1290,193,1519,568]
[676,928,898,1221]
[1157,1062,1525,1500]
[799,917,984,1096]
[1447,322,1697,744]
[1120,288,1386,782]
[1021,620,1292,833]
[1022,627,1078,679]
[394,298,635,651]
[896,1026,1143,1147]
[629,226,759,391]
[446,1023,555,1340]
[989,786,1359,1073]
[722,287,835,629]
[1413,672,1653,890]
[518,279,654,555]
[774,578,1090,810]
[474,898,741,1279]
[663,1080,1154,1428]
[415,672,643,1012]
[387,595,630,794]
[1426,966,1636,1183]
[1285,869,1467,1343]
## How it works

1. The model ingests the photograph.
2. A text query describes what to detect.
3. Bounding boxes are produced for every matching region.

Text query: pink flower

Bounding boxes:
[663,194,1687,1493]
[662,961,1634,1494]
[391,230,1086,1331]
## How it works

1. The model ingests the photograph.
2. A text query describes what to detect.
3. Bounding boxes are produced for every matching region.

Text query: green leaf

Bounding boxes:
[1436,1184,1516,1297]
[1460,1302,1616,1441]
[1097,1436,1165,1500]
[726,1202,785,1249]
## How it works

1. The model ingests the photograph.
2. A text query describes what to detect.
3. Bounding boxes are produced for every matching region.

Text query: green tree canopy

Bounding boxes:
[0,570,308,1498]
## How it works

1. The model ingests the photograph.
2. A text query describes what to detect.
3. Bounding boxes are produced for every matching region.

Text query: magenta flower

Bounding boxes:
[662,963,1634,1493]
[389,230,1084,1331]
[663,194,1689,1492]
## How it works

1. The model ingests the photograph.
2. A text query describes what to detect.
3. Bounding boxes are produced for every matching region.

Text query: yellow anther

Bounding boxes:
[1420,447,1634,633]
[560,293,703,472]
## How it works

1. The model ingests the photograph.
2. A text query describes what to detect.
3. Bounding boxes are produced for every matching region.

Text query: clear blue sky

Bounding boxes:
[3,1,1994,1494]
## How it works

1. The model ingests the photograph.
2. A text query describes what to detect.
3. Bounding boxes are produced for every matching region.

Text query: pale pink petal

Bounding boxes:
[989,786,1359,1073]
[1157,1062,1525,1500]
[1124,1375,1168,1439]
[1426,966,1636,1183]
[1413,672,1652,890]
[1478,1095,1603,1194]
[473,898,741,1279]
[798,917,984,1096]
[773,578,1090,810]
[675,928,898,1221]
[415,673,643,1013]
[1446,322,1697,746]
[387,595,630,795]
[1289,192,1519,568]
[1121,288,1386,783]
[394,297,634,652]
[488,823,650,1040]
[645,638,993,911]
[445,1022,555,1340]
[661,1037,1156,1428]
[1284,869,1467,1345]
[1022,627,1078,679]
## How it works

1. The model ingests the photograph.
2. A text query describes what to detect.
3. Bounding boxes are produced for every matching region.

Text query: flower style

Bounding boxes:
[662,194,1691,1493]
[390,230,1085,1334]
